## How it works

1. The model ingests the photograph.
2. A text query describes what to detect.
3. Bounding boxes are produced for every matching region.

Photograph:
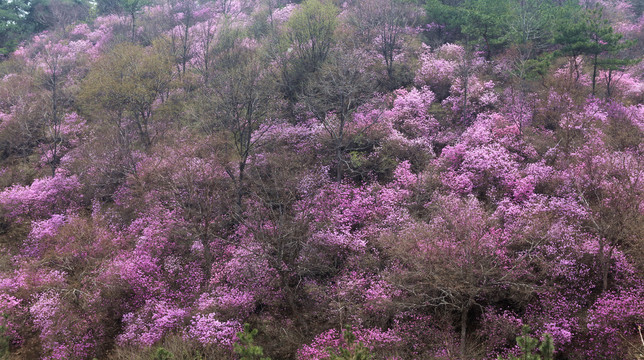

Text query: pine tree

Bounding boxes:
[234,324,271,360]
[500,326,554,360]
[328,327,373,360]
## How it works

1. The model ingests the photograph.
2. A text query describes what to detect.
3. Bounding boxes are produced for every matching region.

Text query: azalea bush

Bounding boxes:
[0,0,642,359]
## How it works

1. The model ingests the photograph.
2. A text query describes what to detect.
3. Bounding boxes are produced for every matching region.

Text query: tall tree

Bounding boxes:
[280,0,337,100]
[119,0,151,41]
[351,0,419,83]
[79,43,173,150]
[554,4,635,95]
[585,7,635,96]
[167,0,197,79]
[47,0,91,35]
[1,0,92,56]
[204,27,275,210]
[302,51,377,182]
[386,195,530,360]
[284,0,337,73]
[425,0,511,59]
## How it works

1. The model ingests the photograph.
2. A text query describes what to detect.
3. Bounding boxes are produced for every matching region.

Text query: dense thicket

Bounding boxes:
[0,0,642,359]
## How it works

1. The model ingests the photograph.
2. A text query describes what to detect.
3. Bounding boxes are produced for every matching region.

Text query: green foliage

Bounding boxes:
[554,4,631,59]
[0,0,29,55]
[153,347,174,360]
[234,324,271,360]
[506,0,558,54]
[327,327,373,360]
[423,0,639,66]
[79,42,173,148]
[93,0,149,16]
[499,326,554,360]
[463,0,511,47]
[424,0,466,33]
[597,55,640,72]
[284,0,338,72]
[209,19,249,70]
[118,0,150,16]
[81,43,171,113]
[516,52,555,81]
[1,0,93,55]
[349,151,365,168]
[554,4,637,93]
[278,0,339,100]
[425,0,511,57]
[96,0,122,15]
[0,0,52,56]
[553,5,600,58]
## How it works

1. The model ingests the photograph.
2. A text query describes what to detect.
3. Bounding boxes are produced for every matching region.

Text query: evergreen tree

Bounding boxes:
[425,0,511,59]
[328,327,373,360]
[234,324,271,360]
[500,326,554,360]
[0,0,31,55]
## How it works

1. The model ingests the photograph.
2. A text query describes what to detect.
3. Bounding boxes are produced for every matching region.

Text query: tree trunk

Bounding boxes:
[50,73,59,176]
[237,161,245,211]
[460,300,471,360]
[181,12,191,78]
[606,69,612,99]
[602,246,614,291]
[462,61,469,122]
[202,221,212,283]
[131,13,136,42]
[597,240,613,291]
[592,53,598,96]
[462,36,470,122]
[335,114,345,182]
[336,145,343,182]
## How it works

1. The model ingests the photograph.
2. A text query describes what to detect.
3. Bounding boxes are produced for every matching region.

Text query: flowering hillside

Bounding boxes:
[0,0,643,359]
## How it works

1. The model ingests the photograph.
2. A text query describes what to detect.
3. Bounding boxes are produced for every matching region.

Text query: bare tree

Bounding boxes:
[302,51,379,182]
[38,40,78,175]
[165,0,197,80]
[351,0,418,82]
[191,14,220,86]
[49,0,91,35]
[205,31,276,210]
[384,196,531,359]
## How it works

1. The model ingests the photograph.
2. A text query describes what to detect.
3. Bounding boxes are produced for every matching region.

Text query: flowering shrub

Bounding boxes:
[585,286,644,359]
[0,174,81,220]
[0,0,642,359]
[184,314,241,347]
[117,300,188,347]
[298,327,402,360]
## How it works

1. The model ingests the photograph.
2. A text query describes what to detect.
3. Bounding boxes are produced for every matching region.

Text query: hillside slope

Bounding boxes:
[0,0,643,359]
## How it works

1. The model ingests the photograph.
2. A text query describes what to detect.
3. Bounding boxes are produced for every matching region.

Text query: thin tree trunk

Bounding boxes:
[602,246,614,291]
[592,53,598,95]
[237,161,245,210]
[597,240,613,291]
[606,69,612,99]
[131,13,136,42]
[202,221,212,282]
[336,145,343,182]
[50,73,58,176]
[460,303,469,360]
[335,113,345,182]
[462,36,470,122]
